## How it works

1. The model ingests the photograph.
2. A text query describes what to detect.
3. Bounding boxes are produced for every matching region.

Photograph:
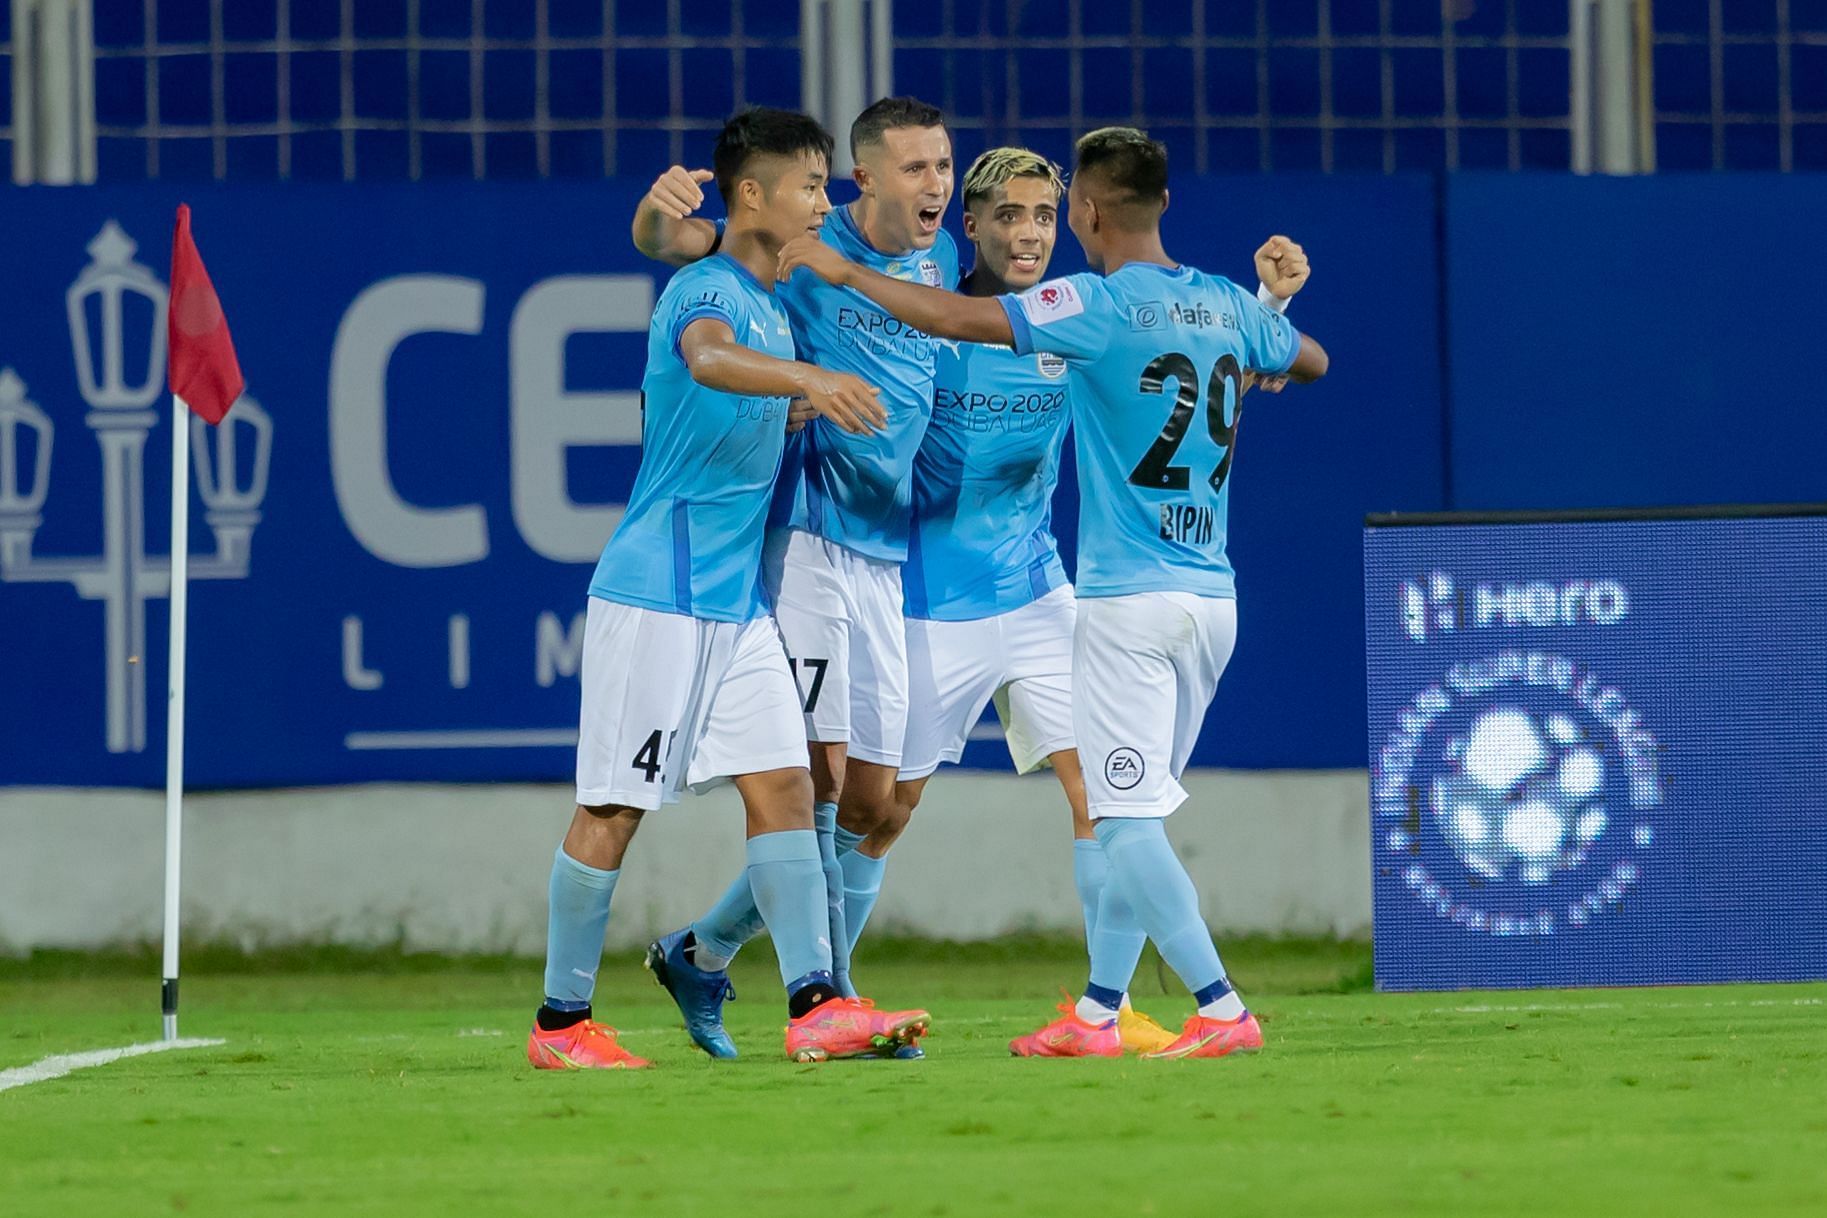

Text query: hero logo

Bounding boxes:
[1373,651,1662,937]
[1104,748,1144,790]
[1401,571,1628,642]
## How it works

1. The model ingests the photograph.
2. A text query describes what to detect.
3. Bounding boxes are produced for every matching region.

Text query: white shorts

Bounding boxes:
[1074,591,1238,820]
[763,527,908,768]
[574,598,809,810]
[900,584,1078,781]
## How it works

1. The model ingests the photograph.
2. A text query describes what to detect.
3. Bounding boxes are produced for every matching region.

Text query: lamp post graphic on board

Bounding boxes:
[0,220,272,753]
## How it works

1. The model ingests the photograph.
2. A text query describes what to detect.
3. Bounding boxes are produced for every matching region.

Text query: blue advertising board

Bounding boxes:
[1365,507,1827,990]
[0,177,1436,787]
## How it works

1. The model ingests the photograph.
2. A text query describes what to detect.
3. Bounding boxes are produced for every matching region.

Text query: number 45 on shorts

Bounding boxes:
[631,729,678,783]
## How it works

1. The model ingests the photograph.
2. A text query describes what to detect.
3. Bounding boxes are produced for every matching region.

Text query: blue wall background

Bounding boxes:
[0,173,1817,787]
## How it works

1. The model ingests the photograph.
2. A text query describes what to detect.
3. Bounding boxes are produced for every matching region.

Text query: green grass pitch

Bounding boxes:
[3,939,1824,1216]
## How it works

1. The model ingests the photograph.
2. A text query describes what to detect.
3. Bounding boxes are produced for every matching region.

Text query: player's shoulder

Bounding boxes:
[663,254,756,315]
[1011,270,1113,320]
[933,226,961,268]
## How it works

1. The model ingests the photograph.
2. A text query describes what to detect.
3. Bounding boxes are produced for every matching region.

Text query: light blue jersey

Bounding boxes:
[589,254,796,622]
[903,336,1071,620]
[998,264,1300,599]
[772,204,961,561]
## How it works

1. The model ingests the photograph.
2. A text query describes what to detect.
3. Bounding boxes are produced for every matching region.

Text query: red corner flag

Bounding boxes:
[167,204,244,426]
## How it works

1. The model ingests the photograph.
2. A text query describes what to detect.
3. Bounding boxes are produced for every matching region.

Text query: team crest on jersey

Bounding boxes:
[1105,748,1145,790]
[919,260,942,286]
[1036,352,1068,379]
[1019,278,1083,324]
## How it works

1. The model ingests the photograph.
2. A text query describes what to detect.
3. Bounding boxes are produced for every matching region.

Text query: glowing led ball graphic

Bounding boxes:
[1373,652,1663,937]
[1429,708,1610,886]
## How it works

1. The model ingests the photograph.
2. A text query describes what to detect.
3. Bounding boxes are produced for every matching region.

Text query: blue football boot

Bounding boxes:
[645,928,738,1059]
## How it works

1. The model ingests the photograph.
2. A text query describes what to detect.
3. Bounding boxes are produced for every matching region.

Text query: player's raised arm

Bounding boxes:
[1251,235,1310,391]
[631,166,724,267]
[777,235,1016,347]
[1254,235,1310,303]
[677,316,886,434]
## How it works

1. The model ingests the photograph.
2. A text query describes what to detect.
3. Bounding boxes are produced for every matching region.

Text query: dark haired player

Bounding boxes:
[884,145,1311,1054]
[779,125,1329,1059]
[528,108,928,1069]
[632,98,957,1058]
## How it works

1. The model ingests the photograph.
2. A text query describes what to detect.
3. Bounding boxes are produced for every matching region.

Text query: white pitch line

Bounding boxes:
[0,1038,225,1094]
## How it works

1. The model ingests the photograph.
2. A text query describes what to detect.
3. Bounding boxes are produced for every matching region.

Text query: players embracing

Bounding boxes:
[778,125,1329,1058]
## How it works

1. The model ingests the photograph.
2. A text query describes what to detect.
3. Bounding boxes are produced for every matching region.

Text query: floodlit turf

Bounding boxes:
[2,939,1824,1217]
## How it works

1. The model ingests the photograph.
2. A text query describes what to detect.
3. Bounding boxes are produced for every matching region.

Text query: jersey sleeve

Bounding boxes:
[666,263,744,361]
[997,273,1116,362]
[1228,279,1302,374]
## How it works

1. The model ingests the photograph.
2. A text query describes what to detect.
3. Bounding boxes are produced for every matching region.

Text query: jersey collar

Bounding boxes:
[835,202,922,263]
[712,250,770,292]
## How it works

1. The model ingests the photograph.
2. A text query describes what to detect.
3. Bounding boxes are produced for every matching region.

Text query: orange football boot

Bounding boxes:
[527,1018,651,1070]
[1008,1003,1122,1058]
[1143,1012,1264,1059]
[785,996,931,1062]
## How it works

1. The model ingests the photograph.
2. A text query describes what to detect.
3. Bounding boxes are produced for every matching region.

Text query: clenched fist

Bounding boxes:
[1254,235,1310,301]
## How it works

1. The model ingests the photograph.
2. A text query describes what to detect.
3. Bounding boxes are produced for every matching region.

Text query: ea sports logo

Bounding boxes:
[1105,748,1144,790]
[1373,651,1662,937]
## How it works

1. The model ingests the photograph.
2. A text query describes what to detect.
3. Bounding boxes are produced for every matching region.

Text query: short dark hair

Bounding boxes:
[1073,126,1169,223]
[713,107,835,204]
[850,96,946,159]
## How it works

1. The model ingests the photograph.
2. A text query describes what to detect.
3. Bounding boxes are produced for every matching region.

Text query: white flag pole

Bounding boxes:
[161,393,192,1041]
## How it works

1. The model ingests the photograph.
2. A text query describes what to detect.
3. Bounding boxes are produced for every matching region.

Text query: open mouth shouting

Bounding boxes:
[915,205,943,236]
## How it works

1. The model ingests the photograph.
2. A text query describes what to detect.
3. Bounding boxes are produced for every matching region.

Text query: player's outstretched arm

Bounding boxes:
[677,318,886,434]
[632,166,723,267]
[777,236,1016,347]
[1286,333,1329,383]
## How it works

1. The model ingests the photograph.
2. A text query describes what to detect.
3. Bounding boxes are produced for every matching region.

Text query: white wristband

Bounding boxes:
[1257,282,1290,314]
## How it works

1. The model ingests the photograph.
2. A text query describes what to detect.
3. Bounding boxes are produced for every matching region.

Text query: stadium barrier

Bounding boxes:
[0,771,1370,951]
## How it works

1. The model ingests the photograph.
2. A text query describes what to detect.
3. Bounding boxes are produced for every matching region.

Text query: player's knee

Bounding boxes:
[895,779,928,815]
[881,800,914,837]
[577,802,643,826]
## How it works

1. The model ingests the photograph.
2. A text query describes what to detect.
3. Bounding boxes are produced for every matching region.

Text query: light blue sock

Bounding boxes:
[1087,855,1150,996]
[746,829,833,988]
[815,803,854,992]
[1093,818,1227,995]
[1072,838,1108,946]
[542,846,618,1008]
[690,870,766,970]
[839,848,888,953]
[833,824,866,857]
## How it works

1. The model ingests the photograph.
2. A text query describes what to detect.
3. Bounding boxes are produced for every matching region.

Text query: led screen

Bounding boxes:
[1364,508,1827,990]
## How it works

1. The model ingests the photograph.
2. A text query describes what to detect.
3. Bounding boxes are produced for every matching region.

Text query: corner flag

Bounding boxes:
[168,204,244,426]
[160,205,245,1039]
